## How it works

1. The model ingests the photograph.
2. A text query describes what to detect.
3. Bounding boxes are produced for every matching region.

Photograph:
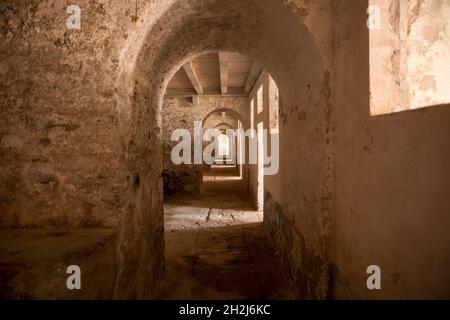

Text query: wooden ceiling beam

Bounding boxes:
[183,61,203,95]
[218,52,230,95]
[244,61,264,94]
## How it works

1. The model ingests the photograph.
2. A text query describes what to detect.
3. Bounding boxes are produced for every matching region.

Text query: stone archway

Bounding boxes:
[201,107,245,127]
[114,0,332,299]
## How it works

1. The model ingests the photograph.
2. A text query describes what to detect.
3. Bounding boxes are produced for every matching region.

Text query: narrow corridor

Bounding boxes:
[157,166,294,299]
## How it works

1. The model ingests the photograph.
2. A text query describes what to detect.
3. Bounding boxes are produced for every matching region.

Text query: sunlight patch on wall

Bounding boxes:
[369,0,450,115]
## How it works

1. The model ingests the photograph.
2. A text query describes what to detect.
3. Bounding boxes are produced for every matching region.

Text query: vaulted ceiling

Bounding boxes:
[166,52,263,97]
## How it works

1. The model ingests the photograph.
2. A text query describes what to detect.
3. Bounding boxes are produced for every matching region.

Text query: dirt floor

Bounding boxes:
[158,165,294,299]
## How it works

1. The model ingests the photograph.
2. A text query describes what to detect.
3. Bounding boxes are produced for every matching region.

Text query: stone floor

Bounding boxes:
[157,165,294,299]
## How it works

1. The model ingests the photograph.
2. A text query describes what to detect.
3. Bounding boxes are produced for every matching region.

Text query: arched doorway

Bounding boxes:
[114,0,331,299]
[199,107,246,195]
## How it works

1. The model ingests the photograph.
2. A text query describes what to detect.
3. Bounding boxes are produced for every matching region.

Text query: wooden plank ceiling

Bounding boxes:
[166,52,263,97]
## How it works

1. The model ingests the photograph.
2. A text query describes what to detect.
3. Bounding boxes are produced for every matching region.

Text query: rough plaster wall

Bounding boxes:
[0,1,125,228]
[369,0,450,115]
[332,0,450,299]
[162,95,247,195]
[405,0,450,109]
[1,0,335,298]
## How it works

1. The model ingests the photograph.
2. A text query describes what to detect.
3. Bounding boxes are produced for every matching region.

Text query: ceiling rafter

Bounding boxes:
[244,61,264,94]
[218,52,230,94]
[183,61,204,95]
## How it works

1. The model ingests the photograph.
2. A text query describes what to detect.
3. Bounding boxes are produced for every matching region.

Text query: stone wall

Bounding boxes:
[0,1,126,228]
[264,192,329,298]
